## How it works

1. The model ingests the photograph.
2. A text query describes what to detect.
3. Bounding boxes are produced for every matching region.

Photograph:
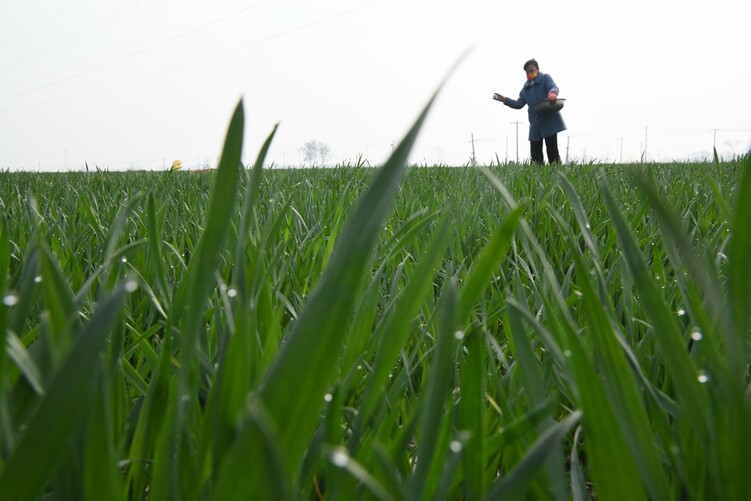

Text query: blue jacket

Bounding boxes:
[504,72,566,141]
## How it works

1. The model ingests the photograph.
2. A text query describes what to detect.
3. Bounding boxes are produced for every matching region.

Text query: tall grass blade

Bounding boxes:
[39,244,76,353]
[155,99,245,498]
[325,446,396,501]
[213,397,290,500]
[600,173,709,432]
[408,278,458,500]
[458,329,485,500]
[457,204,523,321]
[487,411,581,500]
[231,123,278,304]
[83,370,125,501]
[572,245,671,500]
[257,86,443,481]
[351,218,450,447]
[0,285,127,501]
[201,123,278,485]
[727,155,751,357]
[5,332,44,395]
[0,214,9,436]
[145,193,171,308]
[559,174,672,499]
[557,307,648,499]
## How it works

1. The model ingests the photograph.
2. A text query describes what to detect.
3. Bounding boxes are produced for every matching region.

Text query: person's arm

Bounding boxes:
[501,91,526,109]
[544,74,560,103]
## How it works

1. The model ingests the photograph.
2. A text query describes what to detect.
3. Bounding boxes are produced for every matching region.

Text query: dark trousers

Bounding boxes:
[530,134,561,164]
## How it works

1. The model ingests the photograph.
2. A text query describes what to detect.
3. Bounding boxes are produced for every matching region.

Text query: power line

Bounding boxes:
[0,0,155,73]
[0,0,86,50]
[0,0,380,112]
[0,0,272,100]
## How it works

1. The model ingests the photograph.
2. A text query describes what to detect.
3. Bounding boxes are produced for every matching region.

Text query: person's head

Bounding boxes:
[523,59,539,80]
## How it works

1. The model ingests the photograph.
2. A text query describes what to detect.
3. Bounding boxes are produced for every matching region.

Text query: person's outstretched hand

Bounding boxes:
[493,93,505,102]
[547,91,557,104]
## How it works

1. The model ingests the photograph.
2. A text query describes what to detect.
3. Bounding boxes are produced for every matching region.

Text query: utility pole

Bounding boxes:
[712,128,718,152]
[511,121,522,163]
[565,135,570,164]
[619,138,624,163]
[470,133,477,165]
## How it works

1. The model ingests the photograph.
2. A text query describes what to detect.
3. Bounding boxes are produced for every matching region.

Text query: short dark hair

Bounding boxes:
[523,58,539,71]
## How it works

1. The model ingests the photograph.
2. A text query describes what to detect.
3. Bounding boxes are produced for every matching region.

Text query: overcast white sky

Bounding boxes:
[1,0,750,170]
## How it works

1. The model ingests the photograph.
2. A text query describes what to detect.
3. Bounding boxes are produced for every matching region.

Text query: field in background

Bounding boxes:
[1,103,750,500]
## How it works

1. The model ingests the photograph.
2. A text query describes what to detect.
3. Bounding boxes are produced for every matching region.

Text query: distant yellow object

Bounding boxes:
[170,160,183,171]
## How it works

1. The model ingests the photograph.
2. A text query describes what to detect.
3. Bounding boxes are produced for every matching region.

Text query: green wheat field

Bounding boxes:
[1,98,750,500]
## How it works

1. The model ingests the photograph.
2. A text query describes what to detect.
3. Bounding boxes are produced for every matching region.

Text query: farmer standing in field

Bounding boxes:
[493,58,566,164]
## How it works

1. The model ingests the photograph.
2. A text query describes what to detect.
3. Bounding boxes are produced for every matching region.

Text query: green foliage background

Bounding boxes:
[0,101,749,500]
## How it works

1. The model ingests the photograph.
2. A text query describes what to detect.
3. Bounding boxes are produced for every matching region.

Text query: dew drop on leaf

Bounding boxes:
[330,448,349,468]
[3,294,19,306]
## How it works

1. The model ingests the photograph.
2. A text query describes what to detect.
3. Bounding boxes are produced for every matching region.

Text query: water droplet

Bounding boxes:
[574,290,583,298]
[34,276,42,283]
[563,349,572,358]
[181,394,190,403]
[690,329,703,341]
[449,440,462,453]
[330,448,349,467]
[227,288,237,298]
[125,281,138,293]
[697,371,709,384]
[323,393,333,402]
[454,330,465,340]
[677,308,686,317]
[3,294,19,306]
[357,365,363,370]
[121,256,127,263]
[585,223,591,230]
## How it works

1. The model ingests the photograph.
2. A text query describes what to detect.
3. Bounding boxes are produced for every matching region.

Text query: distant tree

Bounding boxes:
[300,139,330,167]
